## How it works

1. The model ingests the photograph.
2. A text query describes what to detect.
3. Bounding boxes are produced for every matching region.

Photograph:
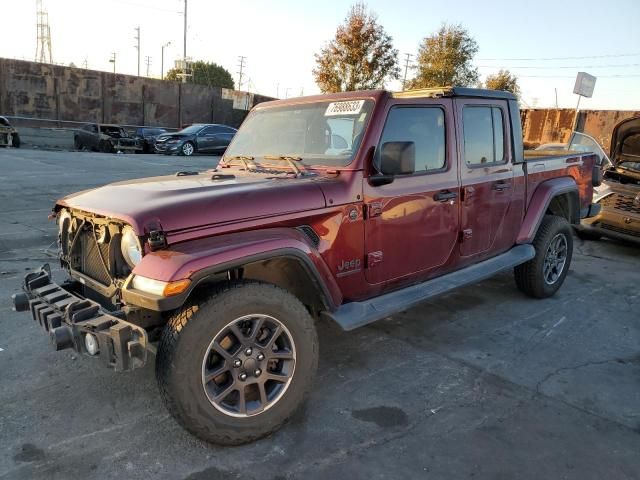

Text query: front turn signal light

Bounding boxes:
[131,276,191,297]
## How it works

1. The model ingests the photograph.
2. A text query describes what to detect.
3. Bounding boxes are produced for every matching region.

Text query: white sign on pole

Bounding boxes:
[573,72,597,98]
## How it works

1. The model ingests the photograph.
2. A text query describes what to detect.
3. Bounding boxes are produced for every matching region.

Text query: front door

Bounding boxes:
[455,99,514,257]
[363,99,460,285]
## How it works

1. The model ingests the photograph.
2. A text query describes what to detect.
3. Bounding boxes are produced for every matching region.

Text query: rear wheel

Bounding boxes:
[515,215,573,298]
[99,139,113,153]
[74,136,83,151]
[156,281,318,445]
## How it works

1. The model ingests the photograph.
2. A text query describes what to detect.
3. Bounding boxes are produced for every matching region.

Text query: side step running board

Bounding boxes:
[323,244,535,331]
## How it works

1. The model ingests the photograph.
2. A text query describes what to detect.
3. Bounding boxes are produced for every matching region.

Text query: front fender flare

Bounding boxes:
[124,228,342,312]
[517,176,579,244]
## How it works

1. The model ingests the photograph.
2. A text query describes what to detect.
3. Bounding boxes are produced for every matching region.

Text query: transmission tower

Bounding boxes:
[35,0,53,63]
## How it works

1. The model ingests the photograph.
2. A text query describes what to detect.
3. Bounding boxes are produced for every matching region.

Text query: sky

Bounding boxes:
[1,0,639,110]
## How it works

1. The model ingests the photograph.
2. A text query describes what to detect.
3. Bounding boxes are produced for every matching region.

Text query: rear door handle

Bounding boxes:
[434,190,458,202]
[492,181,511,191]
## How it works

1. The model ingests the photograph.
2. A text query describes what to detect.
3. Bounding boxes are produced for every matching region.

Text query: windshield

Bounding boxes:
[178,125,205,135]
[224,99,375,168]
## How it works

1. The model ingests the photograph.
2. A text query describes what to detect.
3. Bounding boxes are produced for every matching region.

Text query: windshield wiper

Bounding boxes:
[223,155,257,171]
[262,155,305,176]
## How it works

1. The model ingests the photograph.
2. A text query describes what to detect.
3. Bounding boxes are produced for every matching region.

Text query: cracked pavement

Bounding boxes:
[0,149,639,480]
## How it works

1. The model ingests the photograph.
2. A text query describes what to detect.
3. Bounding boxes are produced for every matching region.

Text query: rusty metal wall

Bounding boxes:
[0,58,273,128]
[521,108,640,152]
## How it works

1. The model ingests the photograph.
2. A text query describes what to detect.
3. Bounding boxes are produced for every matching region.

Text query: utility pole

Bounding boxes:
[134,26,140,76]
[182,0,187,83]
[554,88,558,109]
[237,56,247,90]
[109,52,116,74]
[161,41,171,80]
[35,0,53,63]
[144,56,152,77]
[401,53,413,91]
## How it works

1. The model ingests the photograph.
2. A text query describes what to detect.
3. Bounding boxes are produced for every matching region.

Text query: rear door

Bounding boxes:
[197,126,222,152]
[455,99,514,257]
[363,99,460,284]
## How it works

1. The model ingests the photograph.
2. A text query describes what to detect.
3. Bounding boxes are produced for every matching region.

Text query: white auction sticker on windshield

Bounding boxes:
[325,100,365,116]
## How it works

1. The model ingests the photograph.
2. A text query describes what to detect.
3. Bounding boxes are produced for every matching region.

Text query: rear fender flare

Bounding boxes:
[517,177,579,244]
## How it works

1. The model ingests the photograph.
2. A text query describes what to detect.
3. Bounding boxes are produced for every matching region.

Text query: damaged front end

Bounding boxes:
[12,265,148,371]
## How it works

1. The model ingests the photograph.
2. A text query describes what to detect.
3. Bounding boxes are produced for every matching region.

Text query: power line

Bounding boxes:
[478,52,640,61]
[478,63,640,70]
[110,0,180,13]
[513,74,640,78]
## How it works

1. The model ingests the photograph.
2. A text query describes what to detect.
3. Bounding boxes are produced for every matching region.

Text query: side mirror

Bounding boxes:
[369,141,416,186]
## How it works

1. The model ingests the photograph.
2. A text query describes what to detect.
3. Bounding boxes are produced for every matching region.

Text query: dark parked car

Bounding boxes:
[154,124,236,156]
[133,127,168,153]
[74,124,142,153]
[0,116,20,148]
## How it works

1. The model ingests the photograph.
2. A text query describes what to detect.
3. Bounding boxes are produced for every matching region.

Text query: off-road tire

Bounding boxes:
[515,214,573,298]
[156,281,318,445]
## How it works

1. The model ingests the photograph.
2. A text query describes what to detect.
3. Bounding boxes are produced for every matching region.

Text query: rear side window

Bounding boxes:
[377,107,446,173]
[463,106,505,165]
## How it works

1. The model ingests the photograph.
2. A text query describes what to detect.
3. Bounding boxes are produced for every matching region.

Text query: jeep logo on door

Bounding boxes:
[337,258,361,276]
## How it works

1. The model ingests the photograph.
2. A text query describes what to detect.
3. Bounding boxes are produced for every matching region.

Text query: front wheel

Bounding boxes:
[156,281,318,445]
[514,215,573,298]
[180,141,195,156]
[11,133,20,148]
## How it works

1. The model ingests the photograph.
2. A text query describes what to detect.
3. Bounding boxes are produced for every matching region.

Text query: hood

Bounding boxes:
[57,171,327,235]
[610,116,640,166]
[157,133,191,141]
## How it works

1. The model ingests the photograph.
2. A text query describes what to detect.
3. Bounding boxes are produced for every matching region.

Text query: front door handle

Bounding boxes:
[492,180,511,191]
[433,190,458,202]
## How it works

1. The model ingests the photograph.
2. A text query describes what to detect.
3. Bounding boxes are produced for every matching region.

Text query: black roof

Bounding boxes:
[393,87,517,101]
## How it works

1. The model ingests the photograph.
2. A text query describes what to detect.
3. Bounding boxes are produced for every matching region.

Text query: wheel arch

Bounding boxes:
[517,177,579,244]
[126,229,343,315]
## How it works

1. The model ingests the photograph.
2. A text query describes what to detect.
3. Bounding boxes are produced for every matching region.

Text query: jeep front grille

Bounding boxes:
[75,227,112,286]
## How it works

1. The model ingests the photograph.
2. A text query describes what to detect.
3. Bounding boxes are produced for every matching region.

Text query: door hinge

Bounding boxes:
[367,251,383,268]
[365,202,383,219]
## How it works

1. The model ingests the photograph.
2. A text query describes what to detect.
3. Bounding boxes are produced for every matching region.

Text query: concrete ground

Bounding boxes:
[0,148,638,480]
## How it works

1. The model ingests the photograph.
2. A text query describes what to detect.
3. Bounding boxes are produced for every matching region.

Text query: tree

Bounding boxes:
[165,61,234,89]
[410,24,479,89]
[313,3,400,93]
[484,69,521,97]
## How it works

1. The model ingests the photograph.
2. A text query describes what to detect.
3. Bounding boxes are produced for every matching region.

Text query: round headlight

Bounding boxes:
[57,209,72,255]
[121,226,142,268]
[57,209,71,234]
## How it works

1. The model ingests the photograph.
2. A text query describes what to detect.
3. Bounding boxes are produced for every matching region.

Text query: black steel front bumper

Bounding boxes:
[11,265,148,371]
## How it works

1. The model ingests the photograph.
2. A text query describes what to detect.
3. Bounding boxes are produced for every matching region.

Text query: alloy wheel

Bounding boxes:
[543,233,568,285]
[201,314,296,418]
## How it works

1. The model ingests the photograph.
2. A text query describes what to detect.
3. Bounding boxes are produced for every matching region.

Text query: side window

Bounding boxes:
[202,126,220,135]
[376,107,446,173]
[462,106,505,165]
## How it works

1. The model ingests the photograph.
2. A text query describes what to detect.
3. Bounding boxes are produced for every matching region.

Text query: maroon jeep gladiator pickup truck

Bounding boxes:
[12,87,601,444]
